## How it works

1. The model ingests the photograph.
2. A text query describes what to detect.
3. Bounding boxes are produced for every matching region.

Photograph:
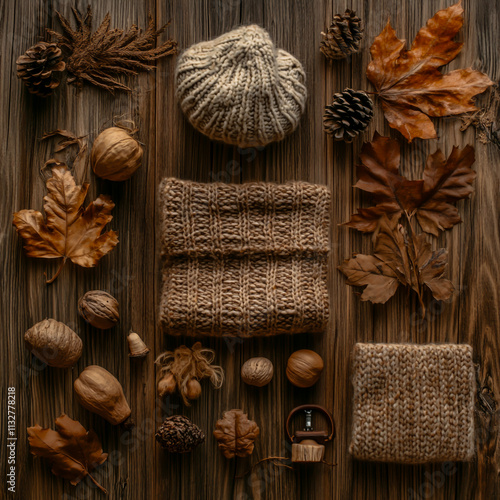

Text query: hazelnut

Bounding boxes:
[241,357,274,387]
[286,349,324,388]
[78,290,119,329]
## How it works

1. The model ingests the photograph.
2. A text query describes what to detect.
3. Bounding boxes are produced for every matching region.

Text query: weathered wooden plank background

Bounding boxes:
[1,0,499,499]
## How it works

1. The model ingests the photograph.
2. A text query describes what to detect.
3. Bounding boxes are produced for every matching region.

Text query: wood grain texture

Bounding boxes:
[1,0,499,499]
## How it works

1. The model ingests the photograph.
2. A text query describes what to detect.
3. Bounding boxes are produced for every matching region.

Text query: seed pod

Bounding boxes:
[158,373,177,397]
[74,365,131,425]
[24,319,82,368]
[78,290,119,329]
[127,332,150,358]
[185,379,202,400]
[91,127,143,181]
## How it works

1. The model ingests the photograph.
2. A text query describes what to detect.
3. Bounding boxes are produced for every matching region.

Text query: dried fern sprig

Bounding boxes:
[47,6,177,92]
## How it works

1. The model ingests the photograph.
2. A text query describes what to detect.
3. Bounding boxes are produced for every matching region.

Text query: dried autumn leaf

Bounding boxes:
[367,2,493,141]
[213,409,260,459]
[27,414,108,493]
[339,215,453,313]
[47,7,177,92]
[345,133,476,236]
[13,165,118,283]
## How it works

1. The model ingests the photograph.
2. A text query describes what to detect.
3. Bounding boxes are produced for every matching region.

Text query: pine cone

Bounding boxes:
[155,415,205,453]
[323,89,373,142]
[320,10,364,60]
[16,42,66,97]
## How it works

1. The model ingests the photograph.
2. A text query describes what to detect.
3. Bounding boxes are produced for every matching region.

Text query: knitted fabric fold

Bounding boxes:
[159,178,330,337]
[350,343,475,464]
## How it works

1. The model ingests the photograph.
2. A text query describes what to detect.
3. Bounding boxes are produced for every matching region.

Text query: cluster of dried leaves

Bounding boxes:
[28,415,108,493]
[47,6,177,92]
[339,133,476,314]
[367,2,493,142]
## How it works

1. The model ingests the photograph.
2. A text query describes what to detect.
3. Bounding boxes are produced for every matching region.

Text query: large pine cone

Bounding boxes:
[155,415,205,453]
[320,10,364,60]
[323,89,373,142]
[16,42,66,97]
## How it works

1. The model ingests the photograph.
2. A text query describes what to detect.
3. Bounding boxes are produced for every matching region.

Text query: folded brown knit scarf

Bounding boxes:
[159,178,331,337]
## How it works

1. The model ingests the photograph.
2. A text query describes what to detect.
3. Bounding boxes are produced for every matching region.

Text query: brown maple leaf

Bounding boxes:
[213,409,260,459]
[345,133,476,236]
[27,414,108,493]
[339,215,453,313]
[367,2,493,142]
[13,165,118,283]
[47,7,177,92]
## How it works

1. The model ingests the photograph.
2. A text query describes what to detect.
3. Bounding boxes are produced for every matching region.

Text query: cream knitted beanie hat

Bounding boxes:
[175,25,307,148]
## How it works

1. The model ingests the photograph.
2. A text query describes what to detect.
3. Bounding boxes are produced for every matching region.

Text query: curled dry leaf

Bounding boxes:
[367,2,493,142]
[27,414,108,493]
[339,215,453,315]
[12,165,118,283]
[213,409,260,459]
[345,133,476,236]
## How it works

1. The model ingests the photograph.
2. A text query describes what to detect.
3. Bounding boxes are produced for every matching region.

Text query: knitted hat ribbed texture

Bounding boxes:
[176,25,307,148]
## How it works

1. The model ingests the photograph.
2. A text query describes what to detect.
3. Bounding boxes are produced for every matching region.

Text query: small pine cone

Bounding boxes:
[155,415,205,453]
[323,89,373,142]
[320,10,364,60]
[16,42,66,97]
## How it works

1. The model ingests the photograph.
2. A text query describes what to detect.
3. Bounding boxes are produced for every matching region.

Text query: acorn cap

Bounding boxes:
[127,332,150,358]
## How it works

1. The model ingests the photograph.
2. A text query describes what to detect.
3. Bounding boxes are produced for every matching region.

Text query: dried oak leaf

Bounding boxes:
[47,7,177,92]
[367,2,493,142]
[213,409,260,459]
[339,215,453,313]
[345,133,476,236]
[13,165,118,283]
[27,414,108,493]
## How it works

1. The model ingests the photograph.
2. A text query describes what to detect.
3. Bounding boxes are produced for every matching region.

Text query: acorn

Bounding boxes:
[91,127,143,181]
[127,332,150,358]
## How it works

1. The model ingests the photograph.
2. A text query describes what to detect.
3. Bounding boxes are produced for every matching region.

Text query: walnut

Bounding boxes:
[241,357,273,387]
[78,290,119,329]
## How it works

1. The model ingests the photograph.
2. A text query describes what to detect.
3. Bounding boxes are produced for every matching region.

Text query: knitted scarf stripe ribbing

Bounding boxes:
[159,178,331,337]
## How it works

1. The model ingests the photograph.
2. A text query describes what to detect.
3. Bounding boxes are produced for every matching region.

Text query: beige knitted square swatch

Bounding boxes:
[350,343,475,464]
[159,178,331,337]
